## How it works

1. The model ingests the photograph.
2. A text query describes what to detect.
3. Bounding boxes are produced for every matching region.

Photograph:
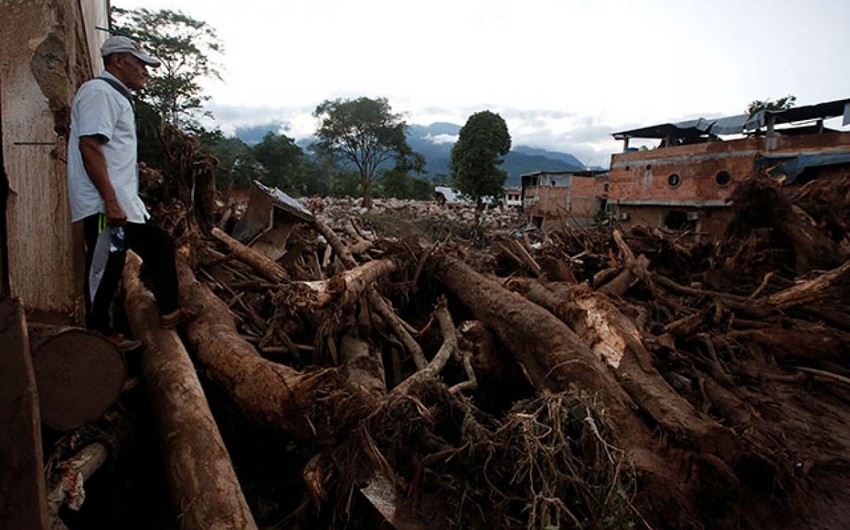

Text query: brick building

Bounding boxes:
[521,170,609,229]
[607,98,850,238]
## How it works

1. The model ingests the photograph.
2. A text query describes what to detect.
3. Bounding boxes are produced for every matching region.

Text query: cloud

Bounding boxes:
[424,133,458,145]
[205,102,316,137]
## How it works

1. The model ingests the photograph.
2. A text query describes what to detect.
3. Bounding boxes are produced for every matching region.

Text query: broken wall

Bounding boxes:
[524,175,605,229]
[607,131,850,237]
[0,0,108,312]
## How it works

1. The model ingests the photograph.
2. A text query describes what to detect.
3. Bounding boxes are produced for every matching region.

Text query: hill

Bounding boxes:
[241,121,587,188]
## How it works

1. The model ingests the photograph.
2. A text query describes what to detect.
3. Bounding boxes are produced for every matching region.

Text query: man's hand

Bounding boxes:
[104,198,127,226]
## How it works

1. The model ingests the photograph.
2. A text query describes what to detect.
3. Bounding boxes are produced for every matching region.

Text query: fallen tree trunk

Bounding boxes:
[123,253,258,530]
[432,255,652,452]
[533,281,736,456]
[28,324,125,431]
[46,443,109,530]
[175,252,371,443]
[431,254,704,526]
[761,258,850,310]
[211,227,287,283]
[311,218,428,369]
[340,333,387,397]
[299,258,397,309]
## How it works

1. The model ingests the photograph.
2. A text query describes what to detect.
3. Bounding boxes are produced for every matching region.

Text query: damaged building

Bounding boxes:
[520,169,609,229]
[606,97,850,238]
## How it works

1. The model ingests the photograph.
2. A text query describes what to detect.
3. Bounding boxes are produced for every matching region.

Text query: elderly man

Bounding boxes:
[68,35,199,350]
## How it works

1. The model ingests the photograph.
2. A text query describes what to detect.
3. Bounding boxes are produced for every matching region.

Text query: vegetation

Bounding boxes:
[312,97,423,206]
[111,7,223,130]
[113,8,431,201]
[450,111,512,208]
[746,94,796,117]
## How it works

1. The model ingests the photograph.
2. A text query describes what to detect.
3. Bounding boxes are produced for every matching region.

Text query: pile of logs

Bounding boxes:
[92,167,848,529]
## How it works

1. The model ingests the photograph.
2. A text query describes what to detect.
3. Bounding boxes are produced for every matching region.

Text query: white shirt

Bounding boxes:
[67,71,149,223]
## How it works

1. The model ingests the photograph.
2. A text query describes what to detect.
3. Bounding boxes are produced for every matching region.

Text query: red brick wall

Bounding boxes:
[609,132,850,204]
[608,139,758,203]
[525,175,604,224]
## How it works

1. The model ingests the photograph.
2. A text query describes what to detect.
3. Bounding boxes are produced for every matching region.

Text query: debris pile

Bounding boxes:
[48,166,850,529]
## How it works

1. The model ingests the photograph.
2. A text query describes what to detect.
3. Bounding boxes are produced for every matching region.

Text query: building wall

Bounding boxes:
[0,0,107,312]
[608,138,758,204]
[524,175,604,228]
[607,131,850,238]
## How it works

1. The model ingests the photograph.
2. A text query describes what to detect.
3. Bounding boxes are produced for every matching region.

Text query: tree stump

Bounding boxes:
[28,324,126,430]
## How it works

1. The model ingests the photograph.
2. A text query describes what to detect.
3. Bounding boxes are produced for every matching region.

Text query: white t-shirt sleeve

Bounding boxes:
[73,86,120,141]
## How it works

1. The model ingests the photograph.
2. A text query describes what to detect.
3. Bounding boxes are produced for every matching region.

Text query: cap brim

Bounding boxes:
[130,50,160,67]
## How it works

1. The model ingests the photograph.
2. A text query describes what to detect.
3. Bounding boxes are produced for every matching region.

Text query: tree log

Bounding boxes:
[727,325,850,363]
[508,279,735,455]
[46,443,109,530]
[174,253,371,443]
[431,254,704,526]
[299,258,397,309]
[311,218,427,368]
[28,324,126,431]
[761,258,850,310]
[123,253,258,530]
[340,333,386,397]
[211,226,287,283]
[432,255,646,442]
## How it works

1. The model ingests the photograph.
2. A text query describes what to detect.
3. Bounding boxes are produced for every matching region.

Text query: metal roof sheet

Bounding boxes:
[612,97,850,140]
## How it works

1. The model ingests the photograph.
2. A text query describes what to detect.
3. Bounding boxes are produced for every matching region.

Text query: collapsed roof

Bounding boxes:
[612,97,850,141]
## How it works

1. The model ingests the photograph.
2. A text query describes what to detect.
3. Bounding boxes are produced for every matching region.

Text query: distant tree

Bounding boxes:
[450,111,512,208]
[327,169,362,198]
[378,168,431,200]
[747,94,796,117]
[290,159,331,197]
[253,131,305,190]
[409,177,434,201]
[312,97,420,207]
[200,133,257,189]
[111,7,223,129]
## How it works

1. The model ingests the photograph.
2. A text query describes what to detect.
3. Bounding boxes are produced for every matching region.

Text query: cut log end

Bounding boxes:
[29,325,126,431]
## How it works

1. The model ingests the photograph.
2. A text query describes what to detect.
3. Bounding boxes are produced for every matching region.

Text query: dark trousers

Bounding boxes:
[83,214,179,334]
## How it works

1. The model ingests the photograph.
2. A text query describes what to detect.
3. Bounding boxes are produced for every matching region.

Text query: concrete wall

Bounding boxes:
[0,0,107,312]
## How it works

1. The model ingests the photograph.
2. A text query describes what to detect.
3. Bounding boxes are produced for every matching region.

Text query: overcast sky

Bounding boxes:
[116,0,850,168]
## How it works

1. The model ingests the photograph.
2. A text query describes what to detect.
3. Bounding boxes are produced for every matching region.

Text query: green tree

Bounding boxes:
[378,169,433,200]
[747,94,796,117]
[327,169,362,198]
[200,133,257,190]
[111,7,223,129]
[450,110,512,208]
[253,131,305,191]
[312,97,420,207]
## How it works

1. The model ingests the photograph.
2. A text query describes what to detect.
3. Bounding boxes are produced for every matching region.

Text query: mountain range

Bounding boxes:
[235,122,588,188]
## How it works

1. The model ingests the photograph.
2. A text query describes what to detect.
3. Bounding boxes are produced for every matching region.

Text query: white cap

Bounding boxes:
[101,35,160,67]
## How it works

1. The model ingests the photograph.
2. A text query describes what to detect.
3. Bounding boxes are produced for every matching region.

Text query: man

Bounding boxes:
[68,35,199,350]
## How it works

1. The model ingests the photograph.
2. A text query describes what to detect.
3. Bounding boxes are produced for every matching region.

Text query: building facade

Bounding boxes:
[521,170,608,229]
[607,98,850,238]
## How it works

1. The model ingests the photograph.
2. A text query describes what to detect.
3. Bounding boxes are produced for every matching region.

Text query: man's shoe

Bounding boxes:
[107,333,142,353]
[159,305,203,329]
